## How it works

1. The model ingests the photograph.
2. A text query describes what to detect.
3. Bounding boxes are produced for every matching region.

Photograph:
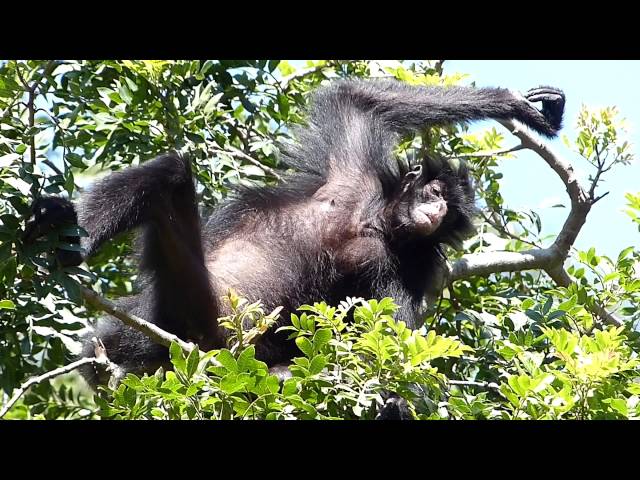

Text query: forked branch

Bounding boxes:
[448,119,622,327]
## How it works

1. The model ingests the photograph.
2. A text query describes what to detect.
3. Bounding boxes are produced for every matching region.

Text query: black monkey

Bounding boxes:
[23,80,565,394]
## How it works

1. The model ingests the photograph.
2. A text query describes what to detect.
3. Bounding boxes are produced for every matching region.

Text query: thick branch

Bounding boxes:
[498,119,592,258]
[433,60,445,76]
[449,248,559,280]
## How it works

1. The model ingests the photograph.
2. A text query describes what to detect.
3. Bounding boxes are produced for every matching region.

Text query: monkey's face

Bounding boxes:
[389,160,476,247]
[400,165,449,235]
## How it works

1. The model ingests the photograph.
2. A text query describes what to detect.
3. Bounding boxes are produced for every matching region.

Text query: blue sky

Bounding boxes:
[442,61,640,258]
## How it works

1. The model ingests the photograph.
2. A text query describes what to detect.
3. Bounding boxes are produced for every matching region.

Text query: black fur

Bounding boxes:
[23,79,565,415]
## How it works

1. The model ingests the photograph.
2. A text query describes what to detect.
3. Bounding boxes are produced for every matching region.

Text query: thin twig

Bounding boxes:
[0,355,105,418]
[80,285,196,353]
[481,211,542,249]
[592,191,610,204]
[458,143,525,158]
[210,146,283,181]
[17,61,59,167]
[449,379,501,391]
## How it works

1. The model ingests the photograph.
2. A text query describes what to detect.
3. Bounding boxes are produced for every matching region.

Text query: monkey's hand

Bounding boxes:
[22,196,84,267]
[523,86,565,132]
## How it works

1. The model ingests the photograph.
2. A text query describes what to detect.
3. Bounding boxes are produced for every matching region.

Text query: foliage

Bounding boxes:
[0,60,638,420]
[95,297,471,419]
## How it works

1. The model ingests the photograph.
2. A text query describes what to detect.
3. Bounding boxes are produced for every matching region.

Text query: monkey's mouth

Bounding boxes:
[412,203,446,235]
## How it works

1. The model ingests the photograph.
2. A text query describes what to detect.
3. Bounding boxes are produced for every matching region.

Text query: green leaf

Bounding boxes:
[312,328,332,349]
[557,296,577,312]
[265,375,280,394]
[58,274,81,304]
[278,61,295,77]
[309,355,327,375]
[609,398,628,417]
[118,83,133,105]
[220,373,243,394]
[617,246,635,263]
[216,349,238,373]
[186,345,200,378]
[282,378,298,397]
[58,242,83,252]
[186,384,199,397]
[295,337,314,357]
[169,342,186,372]
[65,153,86,169]
[237,345,256,372]
[0,299,15,310]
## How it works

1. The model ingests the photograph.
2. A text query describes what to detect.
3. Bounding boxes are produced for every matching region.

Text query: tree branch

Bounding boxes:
[481,211,542,248]
[449,248,559,280]
[80,285,197,353]
[433,60,445,76]
[17,61,59,167]
[458,143,526,158]
[447,119,623,327]
[448,379,500,391]
[0,354,106,419]
[210,146,283,181]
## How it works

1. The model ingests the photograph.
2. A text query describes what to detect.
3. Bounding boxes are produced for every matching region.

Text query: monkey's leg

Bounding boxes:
[25,153,222,384]
[85,154,222,385]
[79,153,220,345]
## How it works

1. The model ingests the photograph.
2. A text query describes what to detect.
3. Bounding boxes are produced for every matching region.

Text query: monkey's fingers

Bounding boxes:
[525,86,566,99]
[527,93,565,104]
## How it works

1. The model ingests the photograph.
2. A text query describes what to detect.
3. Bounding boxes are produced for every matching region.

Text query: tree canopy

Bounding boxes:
[0,60,638,420]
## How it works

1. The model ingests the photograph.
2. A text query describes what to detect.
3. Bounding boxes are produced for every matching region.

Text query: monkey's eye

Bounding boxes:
[424,181,444,198]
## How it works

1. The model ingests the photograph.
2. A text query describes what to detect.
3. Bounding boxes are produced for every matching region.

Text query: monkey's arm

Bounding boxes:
[312,80,565,138]
[286,79,565,187]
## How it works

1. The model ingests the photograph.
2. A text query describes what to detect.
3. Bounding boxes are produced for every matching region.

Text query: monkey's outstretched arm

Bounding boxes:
[311,80,565,138]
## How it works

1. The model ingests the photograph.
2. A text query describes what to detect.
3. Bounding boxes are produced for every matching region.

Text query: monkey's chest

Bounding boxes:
[331,234,387,273]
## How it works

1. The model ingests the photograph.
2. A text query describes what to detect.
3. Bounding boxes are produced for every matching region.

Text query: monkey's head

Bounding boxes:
[388,155,476,248]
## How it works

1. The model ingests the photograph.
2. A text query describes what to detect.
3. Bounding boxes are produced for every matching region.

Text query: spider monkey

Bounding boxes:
[23,79,565,417]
